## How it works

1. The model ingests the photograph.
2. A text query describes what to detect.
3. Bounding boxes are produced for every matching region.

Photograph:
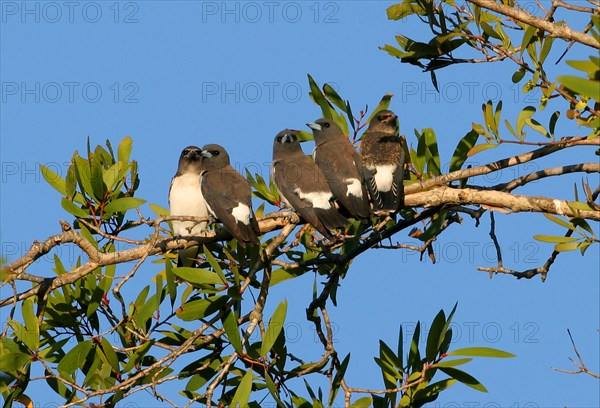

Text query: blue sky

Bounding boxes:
[1,1,599,407]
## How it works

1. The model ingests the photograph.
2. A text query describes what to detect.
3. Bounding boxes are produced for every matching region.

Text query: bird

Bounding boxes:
[307,118,370,220]
[272,129,349,239]
[360,109,405,214]
[169,146,209,267]
[200,144,260,247]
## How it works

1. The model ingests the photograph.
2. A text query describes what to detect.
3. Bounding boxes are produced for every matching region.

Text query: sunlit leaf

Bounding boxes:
[446,347,515,358]
[261,299,288,357]
[103,197,146,215]
[439,367,487,392]
[229,370,253,408]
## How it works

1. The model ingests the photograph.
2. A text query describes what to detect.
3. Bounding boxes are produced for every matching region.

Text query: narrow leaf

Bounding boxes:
[446,347,515,358]
[261,299,288,357]
[229,370,253,408]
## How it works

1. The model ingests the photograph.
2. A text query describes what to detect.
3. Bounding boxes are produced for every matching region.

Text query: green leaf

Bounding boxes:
[22,297,39,350]
[450,130,479,172]
[511,67,526,83]
[480,22,501,40]
[100,337,120,373]
[329,353,350,406]
[307,74,333,119]
[554,242,582,252]
[516,106,536,140]
[7,320,37,352]
[40,164,67,196]
[557,75,599,99]
[172,267,225,286]
[533,235,578,244]
[261,299,288,357]
[566,59,599,74]
[89,157,106,201]
[432,358,473,368]
[422,128,441,176]
[350,397,373,408]
[546,111,560,139]
[222,310,243,355]
[229,370,253,408]
[446,347,515,358]
[73,154,94,199]
[407,322,421,370]
[270,267,307,286]
[415,378,457,398]
[539,35,554,65]
[323,84,347,113]
[426,309,446,362]
[397,325,403,372]
[379,340,401,372]
[57,340,93,377]
[526,117,548,137]
[117,136,133,164]
[0,338,30,377]
[202,245,228,284]
[149,203,170,217]
[263,367,285,406]
[102,161,126,192]
[520,25,537,54]
[367,94,394,123]
[177,295,227,321]
[165,259,177,308]
[103,197,146,215]
[467,143,497,157]
[439,367,487,392]
[295,130,314,142]
[65,164,78,200]
[61,197,89,218]
[543,213,576,230]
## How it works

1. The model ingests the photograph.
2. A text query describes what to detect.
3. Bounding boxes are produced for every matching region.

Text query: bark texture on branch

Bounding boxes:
[466,0,600,48]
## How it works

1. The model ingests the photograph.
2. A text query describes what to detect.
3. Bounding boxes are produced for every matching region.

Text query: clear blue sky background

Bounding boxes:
[1,1,599,407]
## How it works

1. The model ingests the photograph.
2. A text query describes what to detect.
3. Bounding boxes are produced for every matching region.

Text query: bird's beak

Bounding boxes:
[306,122,321,131]
[200,150,212,158]
[281,133,294,143]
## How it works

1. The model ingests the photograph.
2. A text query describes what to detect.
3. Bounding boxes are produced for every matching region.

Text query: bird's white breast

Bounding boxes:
[170,173,208,236]
[373,164,397,192]
[294,188,332,209]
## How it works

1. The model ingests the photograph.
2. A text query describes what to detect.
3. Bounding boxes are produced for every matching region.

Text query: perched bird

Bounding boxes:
[272,129,349,239]
[307,118,370,219]
[169,146,209,267]
[200,144,260,247]
[360,110,405,214]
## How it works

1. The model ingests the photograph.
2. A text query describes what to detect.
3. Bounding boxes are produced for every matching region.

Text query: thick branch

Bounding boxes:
[404,137,598,195]
[495,163,600,192]
[466,0,600,48]
[406,187,600,220]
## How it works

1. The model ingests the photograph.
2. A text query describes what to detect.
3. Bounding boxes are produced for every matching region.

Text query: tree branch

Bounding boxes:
[405,187,599,220]
[466,0,600,48]
[404,137,597,195]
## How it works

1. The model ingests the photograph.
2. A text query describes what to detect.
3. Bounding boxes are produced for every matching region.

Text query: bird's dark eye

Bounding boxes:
[377,115,384,121]
[212,150,220,156]
[323,122,330,128]
[183,149,190,154]
[277,135,283,142]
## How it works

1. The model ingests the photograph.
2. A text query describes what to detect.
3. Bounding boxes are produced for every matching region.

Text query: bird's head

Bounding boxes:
[368,110,399,133]
[200,144,230,170]
[273,129,302,157]
[306,118,344,144]
[177,146,203,173]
